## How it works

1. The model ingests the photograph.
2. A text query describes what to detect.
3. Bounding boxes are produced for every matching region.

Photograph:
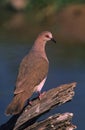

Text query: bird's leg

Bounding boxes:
[24,100,32,112]
[38,91,46,100]
[29,101,32,106]
[26,99,32,106]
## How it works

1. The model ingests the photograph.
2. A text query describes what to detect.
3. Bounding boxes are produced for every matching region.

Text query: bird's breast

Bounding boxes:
[34,77,47,92]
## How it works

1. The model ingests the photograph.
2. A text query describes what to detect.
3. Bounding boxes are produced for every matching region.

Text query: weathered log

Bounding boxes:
[24,113,77,130]
[0,82,77,130]
[14,82,76,130]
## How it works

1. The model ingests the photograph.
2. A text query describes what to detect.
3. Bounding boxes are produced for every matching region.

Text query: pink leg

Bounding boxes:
[38,91,46,100]
[29,101,32,106]
[25,100,32,112]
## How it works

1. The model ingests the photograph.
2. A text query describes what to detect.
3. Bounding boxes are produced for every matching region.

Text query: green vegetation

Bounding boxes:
[26,0,85,11]
[1,0,85,11]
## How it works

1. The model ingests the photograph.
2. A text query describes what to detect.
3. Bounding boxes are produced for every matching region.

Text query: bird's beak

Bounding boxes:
[51,38,56,43]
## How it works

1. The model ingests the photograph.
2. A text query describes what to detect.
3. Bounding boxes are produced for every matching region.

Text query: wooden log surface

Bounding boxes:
[0,82,77,130]
[24,112,77,130]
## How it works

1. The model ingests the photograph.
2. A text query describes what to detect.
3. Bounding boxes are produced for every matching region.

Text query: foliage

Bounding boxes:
[29,0,85,9]
[0,0,85,10]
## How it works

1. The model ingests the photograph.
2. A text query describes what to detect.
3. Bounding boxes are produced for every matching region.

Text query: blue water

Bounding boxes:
[0,40,85,130]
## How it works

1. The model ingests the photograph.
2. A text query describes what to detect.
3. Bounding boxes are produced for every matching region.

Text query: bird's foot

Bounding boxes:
[38,91,46,100]
[25,100,32,112]
[29,101,32,106]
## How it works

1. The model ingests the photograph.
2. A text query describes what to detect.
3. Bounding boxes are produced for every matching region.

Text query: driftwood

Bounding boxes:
[0,82,77,130]
[24,112,77,130]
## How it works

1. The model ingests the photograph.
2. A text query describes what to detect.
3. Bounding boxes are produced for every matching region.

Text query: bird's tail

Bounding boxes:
[5,92,28,115]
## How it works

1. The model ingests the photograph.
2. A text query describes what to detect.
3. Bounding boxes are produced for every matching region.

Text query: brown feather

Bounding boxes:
[6,51,48,115]
[15,50,49,95]
[5,31,54,115]
[6,92,29,115]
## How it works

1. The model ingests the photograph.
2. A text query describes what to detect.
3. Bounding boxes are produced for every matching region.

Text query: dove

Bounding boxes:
[5,31,56,115]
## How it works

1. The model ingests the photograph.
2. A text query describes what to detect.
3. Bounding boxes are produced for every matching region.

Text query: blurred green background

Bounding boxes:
[0,1,85,130]
[1,0,85,43]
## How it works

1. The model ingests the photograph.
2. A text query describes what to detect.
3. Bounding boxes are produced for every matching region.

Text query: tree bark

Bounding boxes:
[0,82,77,130]
[24,113,77,130]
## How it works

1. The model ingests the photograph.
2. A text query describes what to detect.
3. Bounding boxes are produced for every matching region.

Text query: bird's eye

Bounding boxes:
[45,35,50,38]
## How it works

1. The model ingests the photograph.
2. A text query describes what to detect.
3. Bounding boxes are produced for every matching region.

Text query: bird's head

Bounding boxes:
[38,31,56,43]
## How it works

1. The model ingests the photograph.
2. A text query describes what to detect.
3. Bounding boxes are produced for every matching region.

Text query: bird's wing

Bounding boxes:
[14,51,49,95]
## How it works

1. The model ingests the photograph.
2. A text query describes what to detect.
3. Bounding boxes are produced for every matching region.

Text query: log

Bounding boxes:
[0,82,77,130]
[14,82,76,130]
[24,113,77,130]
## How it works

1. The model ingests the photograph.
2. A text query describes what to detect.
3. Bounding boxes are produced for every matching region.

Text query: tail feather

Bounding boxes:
[5,92,28,115]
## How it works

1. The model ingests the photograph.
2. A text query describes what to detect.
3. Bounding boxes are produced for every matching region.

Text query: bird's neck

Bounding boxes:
[32,40,48,61]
